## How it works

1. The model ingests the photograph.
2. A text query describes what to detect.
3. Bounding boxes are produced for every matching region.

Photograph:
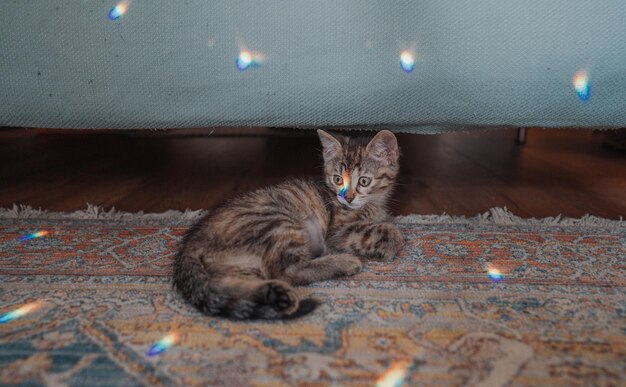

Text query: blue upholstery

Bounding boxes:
[1,1,625,132]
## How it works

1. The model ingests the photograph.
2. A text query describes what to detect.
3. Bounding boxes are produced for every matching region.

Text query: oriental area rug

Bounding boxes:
[0,205,624,386]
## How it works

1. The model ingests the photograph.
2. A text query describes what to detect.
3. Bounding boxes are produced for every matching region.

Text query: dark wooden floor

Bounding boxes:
[0,127,625,218]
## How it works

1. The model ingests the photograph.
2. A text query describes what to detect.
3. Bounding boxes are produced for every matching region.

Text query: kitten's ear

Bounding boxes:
[366,130,399,165]
[317,130,342,160]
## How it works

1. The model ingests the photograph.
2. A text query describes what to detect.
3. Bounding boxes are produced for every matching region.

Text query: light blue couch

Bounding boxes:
[1,1,625,132]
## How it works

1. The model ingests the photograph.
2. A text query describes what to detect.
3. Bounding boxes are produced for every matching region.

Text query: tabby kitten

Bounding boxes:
[174,129,403,319]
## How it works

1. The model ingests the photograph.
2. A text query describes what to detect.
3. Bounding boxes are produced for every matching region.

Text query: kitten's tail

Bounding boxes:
[173,252,228,316]
[173,252,318,320]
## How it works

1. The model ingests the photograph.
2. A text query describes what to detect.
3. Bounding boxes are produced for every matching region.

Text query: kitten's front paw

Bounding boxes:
[368,223,404,260]
[334,254,363,276]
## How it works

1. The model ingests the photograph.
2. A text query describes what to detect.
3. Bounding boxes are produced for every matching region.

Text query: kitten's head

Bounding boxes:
[318,129,400,209]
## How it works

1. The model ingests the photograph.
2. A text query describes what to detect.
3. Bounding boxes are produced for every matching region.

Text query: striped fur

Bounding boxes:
[174,130,403,319]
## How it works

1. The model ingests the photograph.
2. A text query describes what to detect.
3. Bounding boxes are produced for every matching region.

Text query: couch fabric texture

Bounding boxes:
[1,1,626,131]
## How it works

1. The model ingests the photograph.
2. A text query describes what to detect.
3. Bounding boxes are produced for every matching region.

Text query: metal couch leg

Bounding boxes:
[516,128,527,145]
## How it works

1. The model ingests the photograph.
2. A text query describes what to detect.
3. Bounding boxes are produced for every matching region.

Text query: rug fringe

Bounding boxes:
[0,204,623,227]
[0,203,204,221]
[396,207,624,227]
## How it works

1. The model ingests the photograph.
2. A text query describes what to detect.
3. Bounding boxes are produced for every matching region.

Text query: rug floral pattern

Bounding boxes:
[0,212,624,386]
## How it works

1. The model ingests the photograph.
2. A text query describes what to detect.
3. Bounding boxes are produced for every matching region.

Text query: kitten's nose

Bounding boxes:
[345,195,354,204]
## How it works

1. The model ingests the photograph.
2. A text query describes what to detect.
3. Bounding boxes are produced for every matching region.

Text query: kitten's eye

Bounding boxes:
[358,177,371,187]
[333,175,343,185]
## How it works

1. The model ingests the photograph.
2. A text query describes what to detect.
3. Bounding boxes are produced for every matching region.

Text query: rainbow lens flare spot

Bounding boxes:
[400,50,415,73]
[108,2,128,20]
[147,332,180,356]
[572,70,590,101]
[376,360,410,387]
[488,266,504,282]
[340,171,350,199]
[20,230,49,241]
[0,301,44,324]
[236,50,265,71]
[236,51,253,70]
